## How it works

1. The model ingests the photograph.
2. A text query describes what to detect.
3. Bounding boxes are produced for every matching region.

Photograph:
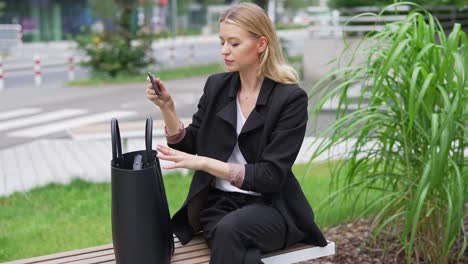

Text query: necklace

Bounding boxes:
[240,85,261,100]
[241,91,256,100]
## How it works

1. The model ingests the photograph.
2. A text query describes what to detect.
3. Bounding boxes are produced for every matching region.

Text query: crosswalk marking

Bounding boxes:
[8,111,136,138]
[0,109,87,132]
[0,108,42,121]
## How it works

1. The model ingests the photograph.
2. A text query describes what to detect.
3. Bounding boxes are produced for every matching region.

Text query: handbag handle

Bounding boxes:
[145,116,153,166]
[111,118,122,164]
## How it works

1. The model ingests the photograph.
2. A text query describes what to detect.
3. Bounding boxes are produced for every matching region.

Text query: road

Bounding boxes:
[0,76,205,149]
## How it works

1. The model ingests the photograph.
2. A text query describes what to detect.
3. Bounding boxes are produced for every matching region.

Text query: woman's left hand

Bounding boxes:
[156,145,204,170]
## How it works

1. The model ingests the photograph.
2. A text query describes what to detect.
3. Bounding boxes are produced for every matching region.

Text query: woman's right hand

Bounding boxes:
[146,77,174,111]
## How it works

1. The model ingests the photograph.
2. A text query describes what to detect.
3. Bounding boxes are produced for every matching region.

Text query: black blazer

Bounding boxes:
[169,71,327,248]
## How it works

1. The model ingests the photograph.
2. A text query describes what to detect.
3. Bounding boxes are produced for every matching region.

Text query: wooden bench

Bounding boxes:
[4,234,335,264]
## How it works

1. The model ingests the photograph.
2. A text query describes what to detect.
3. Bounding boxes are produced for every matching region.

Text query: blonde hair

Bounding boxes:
[219,2,299,84]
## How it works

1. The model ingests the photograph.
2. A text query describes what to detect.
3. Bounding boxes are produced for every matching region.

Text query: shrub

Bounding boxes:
[75,32,154,78]
[309,3,467,263]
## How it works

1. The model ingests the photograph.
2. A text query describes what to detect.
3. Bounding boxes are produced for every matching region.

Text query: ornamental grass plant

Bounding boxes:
[308,3,467,263]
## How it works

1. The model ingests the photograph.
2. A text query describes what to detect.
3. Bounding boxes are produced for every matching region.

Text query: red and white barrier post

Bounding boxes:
[169,42,175,67]
[17,26,23,47]
[0,57,4,91]
[68,55,75,81]
[189,42,195,64]
[34,54,42,87]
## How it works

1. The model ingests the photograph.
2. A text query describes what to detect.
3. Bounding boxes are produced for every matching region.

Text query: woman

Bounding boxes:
[146,3,327,263]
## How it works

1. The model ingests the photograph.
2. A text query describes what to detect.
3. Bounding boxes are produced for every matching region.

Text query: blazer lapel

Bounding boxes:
[240,77,276,135]
[216,72,240,130]
[240,109,264,134]
[216,100,237,129]
[216,72,277,134]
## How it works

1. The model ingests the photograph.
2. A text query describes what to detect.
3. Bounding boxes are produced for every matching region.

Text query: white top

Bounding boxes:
[214,95,261,196]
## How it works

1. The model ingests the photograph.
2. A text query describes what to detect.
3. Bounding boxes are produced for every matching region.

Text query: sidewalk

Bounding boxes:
[0,72,210,106]
[0,136,354,197]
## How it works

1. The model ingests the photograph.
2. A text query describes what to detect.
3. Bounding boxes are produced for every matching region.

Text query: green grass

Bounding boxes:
[287,55,303,64]
[0,162,382,262]
[295,162,382,227]
[275,23,308,30]
[68,63,224,86]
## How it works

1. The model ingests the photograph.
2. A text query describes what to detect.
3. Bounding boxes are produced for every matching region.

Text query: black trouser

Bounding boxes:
[200,187,287,264]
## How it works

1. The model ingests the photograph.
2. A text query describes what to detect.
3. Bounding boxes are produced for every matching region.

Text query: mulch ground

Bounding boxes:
[299,218,468,264]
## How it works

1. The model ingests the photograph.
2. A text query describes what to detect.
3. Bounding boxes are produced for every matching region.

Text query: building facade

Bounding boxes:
[2,0,91,42]
[0,0,202,42]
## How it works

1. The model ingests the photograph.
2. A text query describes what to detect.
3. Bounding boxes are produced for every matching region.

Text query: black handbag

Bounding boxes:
[111,117,174,264]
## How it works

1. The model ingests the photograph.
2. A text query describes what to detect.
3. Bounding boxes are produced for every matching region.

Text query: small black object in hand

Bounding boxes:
[148,72,162,96]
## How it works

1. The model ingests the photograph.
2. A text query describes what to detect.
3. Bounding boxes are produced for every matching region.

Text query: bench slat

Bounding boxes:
[173,243,208,257]
[65,253,116,264]
[2,244,114,264]
[172,248,210,263]
[172,255,210,264]
[32,250,114,264]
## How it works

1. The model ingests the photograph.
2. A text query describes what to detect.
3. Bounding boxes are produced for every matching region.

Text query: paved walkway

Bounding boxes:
[0,136,354,197]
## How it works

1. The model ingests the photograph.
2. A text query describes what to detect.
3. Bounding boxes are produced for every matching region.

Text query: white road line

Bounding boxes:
[7,111,137,138]
[0,108,42,121]
[0,109,88,131]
